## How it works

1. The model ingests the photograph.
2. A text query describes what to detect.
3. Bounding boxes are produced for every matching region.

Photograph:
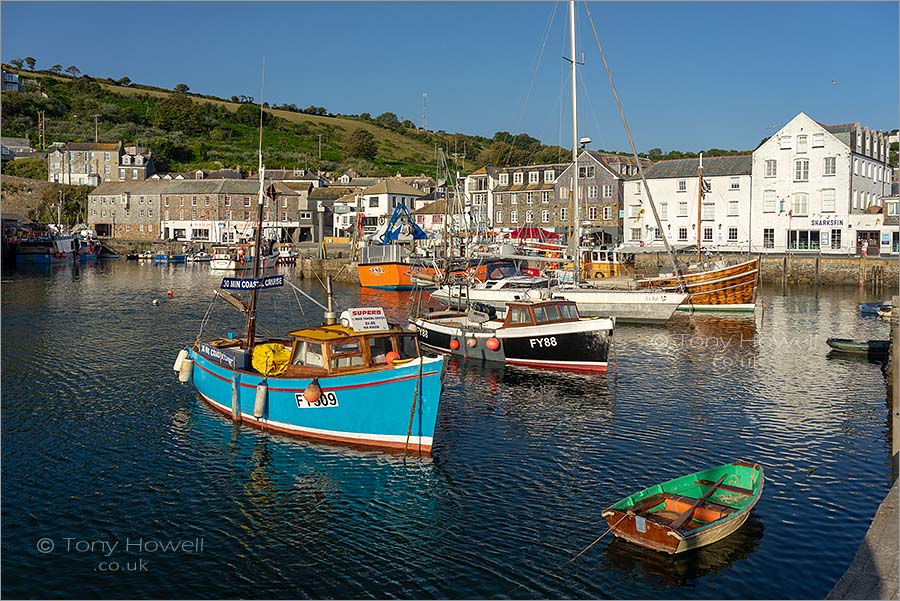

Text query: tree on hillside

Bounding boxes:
[24,57,36,71]
[174,83,190,93]
[648,148,662,159]
[116,76,132,86]
[230,96,239,103]
[375,112,401,131]
[49,64,62,74]
[10,58,23,69]
[3,158,47,180]
[346,128,378,160]
[360,112,371,121]
[65,65,80,77]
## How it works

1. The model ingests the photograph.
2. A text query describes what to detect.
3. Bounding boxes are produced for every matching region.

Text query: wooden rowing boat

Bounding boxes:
[636,258,759,312]
[826,338,891,355]
[602,460,764,554]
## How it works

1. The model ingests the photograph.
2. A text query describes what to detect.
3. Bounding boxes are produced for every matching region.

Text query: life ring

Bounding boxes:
[379,217,386,225]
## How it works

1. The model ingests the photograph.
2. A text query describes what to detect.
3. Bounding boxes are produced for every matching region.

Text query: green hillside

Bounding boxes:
[0,66,575,176]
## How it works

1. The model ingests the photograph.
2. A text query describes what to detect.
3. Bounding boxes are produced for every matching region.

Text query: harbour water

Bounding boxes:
[1,261,893,598]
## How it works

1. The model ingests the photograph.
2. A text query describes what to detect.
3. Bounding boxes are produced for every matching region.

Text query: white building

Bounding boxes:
[751,112,892,255]
[622,155,753,252]
[332,179,424,237]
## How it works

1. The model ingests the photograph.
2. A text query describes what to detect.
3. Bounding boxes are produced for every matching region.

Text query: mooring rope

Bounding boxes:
[506,512,629,595]
[403,336,425,460]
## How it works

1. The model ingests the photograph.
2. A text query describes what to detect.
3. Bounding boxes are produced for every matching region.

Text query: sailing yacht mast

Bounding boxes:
[246,63,266,349]
[568,0,581,280]
[696,152,704,263]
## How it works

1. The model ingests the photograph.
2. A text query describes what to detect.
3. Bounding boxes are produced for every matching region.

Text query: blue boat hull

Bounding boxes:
[154,254,186,264]
[186,347,444,453]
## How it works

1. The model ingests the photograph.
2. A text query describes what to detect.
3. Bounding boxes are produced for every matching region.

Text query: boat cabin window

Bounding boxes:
[487,263,518,280]
[533,306,549,323]
[330,339,364,369]
[507,307,533,325]
[293,341,324,368]
[560,304,579,320]
[368,336,393,364]
[544,304,561,322]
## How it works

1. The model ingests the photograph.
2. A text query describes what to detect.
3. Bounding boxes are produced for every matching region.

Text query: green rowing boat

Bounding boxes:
[602,460,764,554]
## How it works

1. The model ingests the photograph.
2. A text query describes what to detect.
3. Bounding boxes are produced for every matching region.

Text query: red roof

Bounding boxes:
[509,227,560,240]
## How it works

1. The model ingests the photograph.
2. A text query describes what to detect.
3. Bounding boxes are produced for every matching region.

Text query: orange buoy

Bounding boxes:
[303,378,322,403]
[466,337,478,348]
[385,351,401,363]
[167,289,174,298]
[486,337,501,351]
[449,339,460,350]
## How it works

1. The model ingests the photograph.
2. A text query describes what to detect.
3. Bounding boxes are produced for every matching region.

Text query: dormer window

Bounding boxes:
[499,173,509,185]
[122,155,131,165]
[135,156,143,165]
[544,170,555,183]
[513,172,524,185]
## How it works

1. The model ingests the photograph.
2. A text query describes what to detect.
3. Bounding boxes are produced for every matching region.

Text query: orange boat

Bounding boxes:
[358,259,518,290]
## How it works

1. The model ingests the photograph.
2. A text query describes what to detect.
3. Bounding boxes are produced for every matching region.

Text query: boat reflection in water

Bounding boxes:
[602,512,765,588]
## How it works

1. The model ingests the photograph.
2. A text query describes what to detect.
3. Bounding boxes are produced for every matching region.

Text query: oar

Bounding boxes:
[669,473,727,530]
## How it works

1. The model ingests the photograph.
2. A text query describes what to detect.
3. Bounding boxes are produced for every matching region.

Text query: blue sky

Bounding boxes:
[2,1,897,154]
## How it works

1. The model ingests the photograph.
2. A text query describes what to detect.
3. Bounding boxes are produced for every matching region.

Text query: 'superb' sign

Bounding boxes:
[346,307,389,331]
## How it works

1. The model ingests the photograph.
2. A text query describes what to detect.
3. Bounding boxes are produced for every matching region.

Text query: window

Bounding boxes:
[165,210,170,220]
[588,206,598,220]
[824,156,836,176]
[728,200,739,216]
[495,211,503,224]
[764,228,775,249]
[510,193,517,205]
[854,158,859,175]
[887,201,900,216]
[104,164,110,174]
[104,151,110,161]
[764,190,776,212]
[192,195,198,206]
[282,212,288,222]
[630,228,642,241]
[678,227,688,241]
[513,172,524,185]
[544,170,555,183]
[122,155,131,165]
[678,179,687,192]
[541,209,550,223]
[525,211,534,224]
[629,204,641,218]
[559,207,568,222]
[496,194,504,205]
[224,195,231,206]
[730,177,740,190]
[132,169,138,179]
[244,211,250,220]
[780,135,791,149]
[507,307,531,325]
[765,160,777,177]
[797,135,808,153]
[603,206,612,220]
[244,196,251,207]
[792,192,809,216]
[529,171,540,184]
[728,227,738,241]
[499,173,509,185]
[330,340,363,369]
[369,198,379,208]
[657,202,667,220]
[788,230,820,250]
[653,228,662,240]
[813,133,825,148]
[602,184,612,198]
[525,192,534,204]
[794,159,809,181]
[831,229,842,250]
[559,186,569,200]
[678,201,688,217]
[300,211,312,220]
[119,168,125,179]
[702,202,714,220]
[587,185,597,199]
[702,179,712,193]
[822,188,835,212]
[510,210,518,223]
[164,197,170,207]
[541,191,550,203]
[703,227,713,242]
[635,182,642,195]
[578,165,595,178]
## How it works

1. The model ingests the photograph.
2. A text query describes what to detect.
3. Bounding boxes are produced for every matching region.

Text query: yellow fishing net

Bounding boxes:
[251,343,292,376]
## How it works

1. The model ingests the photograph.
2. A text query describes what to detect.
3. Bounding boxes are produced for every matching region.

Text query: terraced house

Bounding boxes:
[490,163,568,231]
[48,142,155,185]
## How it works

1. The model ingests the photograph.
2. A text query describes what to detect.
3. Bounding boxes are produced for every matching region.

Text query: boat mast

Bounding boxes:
[568,0,581,281]
[246,62,266,349]
[696,152,704,263]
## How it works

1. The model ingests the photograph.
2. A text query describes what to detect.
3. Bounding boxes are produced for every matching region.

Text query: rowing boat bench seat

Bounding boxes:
[631,492,735,530]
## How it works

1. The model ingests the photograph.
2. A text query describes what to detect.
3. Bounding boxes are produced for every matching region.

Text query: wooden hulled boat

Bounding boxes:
[636,258,759,312]
[826,338,891,355]
[412,298,614,372]
[602,460,764,554]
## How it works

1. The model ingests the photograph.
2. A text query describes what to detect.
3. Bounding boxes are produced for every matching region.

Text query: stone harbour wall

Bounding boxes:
[634,253,899,287]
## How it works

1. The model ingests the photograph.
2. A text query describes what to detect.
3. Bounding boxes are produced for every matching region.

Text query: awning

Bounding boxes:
[509,227,561,240]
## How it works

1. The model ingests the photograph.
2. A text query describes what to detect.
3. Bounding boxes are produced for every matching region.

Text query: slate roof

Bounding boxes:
[310,186,356,201]
[0,137,31,149]
[412,199,449,215]
[89,180,300,196]
[823,123,857,135]
[362,179,425,197]
[65,142,121,151]
[642,155,752,179]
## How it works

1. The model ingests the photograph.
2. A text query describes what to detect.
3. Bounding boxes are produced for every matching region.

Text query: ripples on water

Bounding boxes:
[1,262,893,599]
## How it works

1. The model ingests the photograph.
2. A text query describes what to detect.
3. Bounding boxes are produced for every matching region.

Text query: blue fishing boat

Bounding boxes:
[859,301,891,316]
[173,105,444,453]
[153,253,186,264]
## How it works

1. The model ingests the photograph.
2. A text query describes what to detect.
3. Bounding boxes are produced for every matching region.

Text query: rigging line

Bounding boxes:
[195,293,218,345]
[582,0,685,291]
[576,65,610,154]
[506,512,629,595]
[499,0,559,168]
[285,279,328,311]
